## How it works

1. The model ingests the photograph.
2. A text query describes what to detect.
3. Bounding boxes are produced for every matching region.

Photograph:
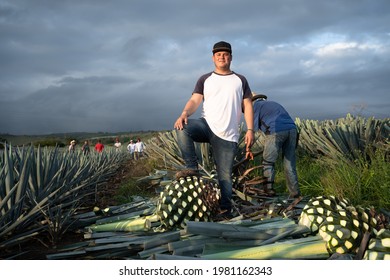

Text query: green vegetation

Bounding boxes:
[0,130,164,147]
[275,147,390,209]
[0,115,388,258]
[145,115,389,210]
[114,158,158,204]
[115,177,151,204]
[0,144,127,255]
[292,114,389,209]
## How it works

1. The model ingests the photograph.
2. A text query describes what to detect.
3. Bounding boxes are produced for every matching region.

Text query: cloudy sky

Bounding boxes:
[0,0,389,135]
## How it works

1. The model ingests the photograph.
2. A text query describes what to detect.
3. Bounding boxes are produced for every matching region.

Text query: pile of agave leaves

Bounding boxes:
[45,171,317,260]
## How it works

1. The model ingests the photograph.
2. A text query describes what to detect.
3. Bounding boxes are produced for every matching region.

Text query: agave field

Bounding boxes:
[0,145,127,256]
[0,114,389,260]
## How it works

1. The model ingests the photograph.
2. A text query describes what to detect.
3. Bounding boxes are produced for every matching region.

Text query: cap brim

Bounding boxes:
[213,48,231,53]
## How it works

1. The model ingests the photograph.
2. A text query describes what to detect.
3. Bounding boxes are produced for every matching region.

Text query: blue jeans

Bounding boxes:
[176,118,237,211]
[262,129,300,197]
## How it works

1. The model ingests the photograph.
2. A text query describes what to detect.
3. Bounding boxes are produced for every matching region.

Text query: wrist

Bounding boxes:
[247,128,254,132]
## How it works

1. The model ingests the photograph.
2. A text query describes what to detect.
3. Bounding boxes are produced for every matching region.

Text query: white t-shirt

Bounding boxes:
[135,141,144,152]
[127,143,135,153]
[193,71,252,143]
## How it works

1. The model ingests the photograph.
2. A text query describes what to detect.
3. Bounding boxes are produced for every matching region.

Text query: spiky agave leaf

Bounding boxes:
[295,114,389,163]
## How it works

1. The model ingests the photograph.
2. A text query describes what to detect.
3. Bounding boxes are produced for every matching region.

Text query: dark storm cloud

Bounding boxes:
[0,0,389,135]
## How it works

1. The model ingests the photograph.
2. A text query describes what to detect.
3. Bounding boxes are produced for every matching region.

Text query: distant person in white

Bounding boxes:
[114,138,122,151]
[127,139,136,159]
[134,138,144,160]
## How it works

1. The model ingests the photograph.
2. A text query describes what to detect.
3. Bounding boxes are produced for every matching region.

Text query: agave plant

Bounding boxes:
[0,143,127,256]
[295,114,389,162]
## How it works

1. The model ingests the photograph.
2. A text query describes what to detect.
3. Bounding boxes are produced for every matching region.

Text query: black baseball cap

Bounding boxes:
[212,41,232,54]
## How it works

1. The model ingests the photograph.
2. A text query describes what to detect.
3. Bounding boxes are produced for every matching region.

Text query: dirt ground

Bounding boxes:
[92,158,154,207]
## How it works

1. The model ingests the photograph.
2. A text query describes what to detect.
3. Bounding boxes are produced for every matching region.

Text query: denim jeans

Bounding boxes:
[262,128,300,197]
[176,118,237,211]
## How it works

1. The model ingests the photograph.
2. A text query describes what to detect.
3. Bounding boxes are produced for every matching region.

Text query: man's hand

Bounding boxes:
[245,149,254,160]
[174,111,188,130]
[244,129,254,160]
[174,94,202,130]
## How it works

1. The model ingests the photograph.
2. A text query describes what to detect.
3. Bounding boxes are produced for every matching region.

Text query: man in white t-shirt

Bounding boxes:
[127,140,136,159]
[174,41,254,218]
[134,138,144,160]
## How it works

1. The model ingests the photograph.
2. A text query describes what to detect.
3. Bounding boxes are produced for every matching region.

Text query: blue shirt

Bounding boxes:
[253,100,296,133]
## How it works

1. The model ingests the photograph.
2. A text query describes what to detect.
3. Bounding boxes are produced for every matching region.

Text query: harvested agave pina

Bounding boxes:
[298,195,378,256]
[156,174,220,229]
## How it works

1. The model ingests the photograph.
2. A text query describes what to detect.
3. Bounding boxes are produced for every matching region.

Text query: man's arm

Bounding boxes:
[243,97,255,149]
[174,93,203,130]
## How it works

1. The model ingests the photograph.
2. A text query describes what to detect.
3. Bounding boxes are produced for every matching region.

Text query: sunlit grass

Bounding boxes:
[276,147,390,209]
[115,178,155,204]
